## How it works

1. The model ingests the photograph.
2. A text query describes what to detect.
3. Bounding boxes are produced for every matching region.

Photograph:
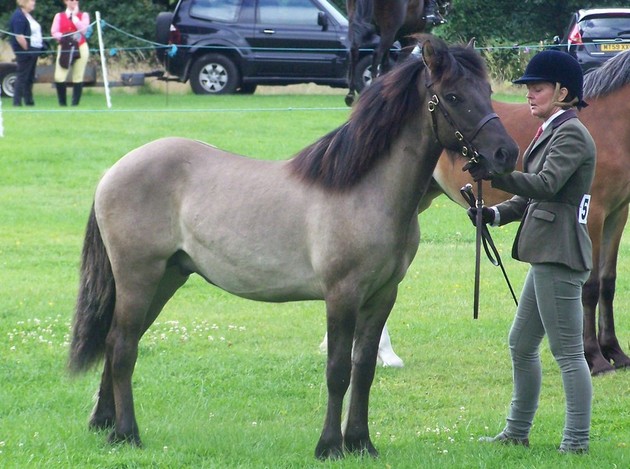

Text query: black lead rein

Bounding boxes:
[461,183,519,315]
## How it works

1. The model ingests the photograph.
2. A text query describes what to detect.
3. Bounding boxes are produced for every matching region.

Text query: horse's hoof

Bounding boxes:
[314,442,344,460]
[344,93,355,107]
[591,362,616,377]
[89,413,115,430]
[345,439,379,458]
[108,430,143,447]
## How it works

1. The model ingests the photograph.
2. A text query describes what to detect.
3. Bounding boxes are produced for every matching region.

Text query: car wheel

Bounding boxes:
[155,12,174,62]
[0,68,17,98]
[189,54,240,95]
[353,55,374,93]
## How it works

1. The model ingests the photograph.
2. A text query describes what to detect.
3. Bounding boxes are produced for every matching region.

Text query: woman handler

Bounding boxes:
[468,50,596,454]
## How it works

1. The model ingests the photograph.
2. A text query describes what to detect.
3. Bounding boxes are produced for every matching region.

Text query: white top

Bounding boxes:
[26,13,43,49]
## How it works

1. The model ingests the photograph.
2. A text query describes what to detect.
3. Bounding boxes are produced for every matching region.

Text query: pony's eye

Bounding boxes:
[444,94,460,104]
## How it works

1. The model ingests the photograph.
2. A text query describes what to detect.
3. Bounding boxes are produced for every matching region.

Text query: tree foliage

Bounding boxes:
[437,0,623,46]
[1,0,624,74]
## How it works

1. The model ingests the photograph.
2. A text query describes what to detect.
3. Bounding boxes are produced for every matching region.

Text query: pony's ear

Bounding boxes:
[466,37,476,49]
[421,39,442,75]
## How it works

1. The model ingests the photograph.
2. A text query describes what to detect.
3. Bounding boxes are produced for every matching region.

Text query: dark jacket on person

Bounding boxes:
[9,8,32,53]
[490,110,596,272]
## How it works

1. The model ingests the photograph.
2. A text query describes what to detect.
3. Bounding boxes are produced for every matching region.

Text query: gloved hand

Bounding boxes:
[467,206,495,226]
[462,160,493,181]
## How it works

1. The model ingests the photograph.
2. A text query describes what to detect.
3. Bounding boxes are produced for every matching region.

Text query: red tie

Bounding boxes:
[533,126,543,141]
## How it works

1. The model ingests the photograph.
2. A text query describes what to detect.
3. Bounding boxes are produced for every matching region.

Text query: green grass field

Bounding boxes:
[1,90,628,468]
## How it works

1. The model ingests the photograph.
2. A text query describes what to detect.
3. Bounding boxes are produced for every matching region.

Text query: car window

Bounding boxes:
[580,16,630,39]
[190,0,242,22]
[258,0,322,25]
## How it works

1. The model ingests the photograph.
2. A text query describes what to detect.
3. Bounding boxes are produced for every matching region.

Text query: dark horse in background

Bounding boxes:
[432,49,630,376]
[345,0,449,106]
[68,35,517,459]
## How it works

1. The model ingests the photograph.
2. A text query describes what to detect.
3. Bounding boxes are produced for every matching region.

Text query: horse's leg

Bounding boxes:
[90,357,116,431]
[373,36,394,78]
[319,323,403,368]
[598,205,630,369]
[90,264,189,434]
[346,42,359,106]
[105,259,187,445]
[582,213,615,376]
[343,287,396,457]
[377,323,404,368]
[315,296,357,459]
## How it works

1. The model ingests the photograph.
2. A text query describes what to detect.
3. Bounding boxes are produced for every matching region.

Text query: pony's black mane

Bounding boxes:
[583,49,630,99]
[289,43,487,190]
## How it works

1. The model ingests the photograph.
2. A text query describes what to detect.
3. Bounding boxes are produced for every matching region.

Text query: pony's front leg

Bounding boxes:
[315,304,356,460]
[344,289,396,457]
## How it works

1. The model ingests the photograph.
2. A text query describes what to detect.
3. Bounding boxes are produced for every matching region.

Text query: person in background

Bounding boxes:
[51,0,90,106]
[468,50,596,454]
[9,0,43,107]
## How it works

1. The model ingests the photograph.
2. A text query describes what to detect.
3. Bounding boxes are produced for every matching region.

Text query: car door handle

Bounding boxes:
[262,29,276,35]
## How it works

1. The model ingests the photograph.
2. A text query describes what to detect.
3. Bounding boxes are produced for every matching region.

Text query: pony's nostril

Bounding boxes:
[494,146,518,172]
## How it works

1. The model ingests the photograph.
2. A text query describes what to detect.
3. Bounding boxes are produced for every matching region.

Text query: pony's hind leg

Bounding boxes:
[104,262,189,446]
[90,264,189,436]
[90,356,116,431]
[598,205,630,369]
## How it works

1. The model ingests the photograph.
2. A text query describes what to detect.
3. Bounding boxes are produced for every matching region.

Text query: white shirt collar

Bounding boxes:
[541,109,566,131]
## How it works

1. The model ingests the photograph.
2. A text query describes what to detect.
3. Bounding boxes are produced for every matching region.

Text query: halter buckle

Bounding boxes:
[428,95,439,112]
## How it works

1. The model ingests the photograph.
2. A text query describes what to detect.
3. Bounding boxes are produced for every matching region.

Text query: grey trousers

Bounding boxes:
[503,263,592,450]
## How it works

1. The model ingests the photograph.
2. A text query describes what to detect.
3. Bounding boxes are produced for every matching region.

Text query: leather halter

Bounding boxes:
[425,73,499,165]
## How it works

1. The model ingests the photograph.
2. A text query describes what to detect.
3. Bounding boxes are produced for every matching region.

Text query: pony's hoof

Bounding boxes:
[345,439,379,458]
[314,442,344,460]
[590,360,615,377]
[344,93,355,107]
[108,430,143,447]
[89,412,115,430]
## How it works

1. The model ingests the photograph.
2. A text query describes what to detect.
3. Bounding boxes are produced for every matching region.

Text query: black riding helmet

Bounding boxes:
[513,50,588,109]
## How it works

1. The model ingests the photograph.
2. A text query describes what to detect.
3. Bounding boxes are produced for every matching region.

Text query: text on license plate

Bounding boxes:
[600,43,630,52]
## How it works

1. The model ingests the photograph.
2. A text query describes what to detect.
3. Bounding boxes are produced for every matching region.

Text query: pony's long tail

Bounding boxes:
[68,203,116,374]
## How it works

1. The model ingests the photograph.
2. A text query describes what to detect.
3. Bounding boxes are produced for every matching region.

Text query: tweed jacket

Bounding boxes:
[490,110,596,271]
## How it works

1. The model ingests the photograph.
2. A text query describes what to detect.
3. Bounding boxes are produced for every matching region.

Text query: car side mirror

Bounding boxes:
[318,11,329,31]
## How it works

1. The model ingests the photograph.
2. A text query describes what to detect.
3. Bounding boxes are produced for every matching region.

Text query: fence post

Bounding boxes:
[0,84,4,137]
[95,11,112,108]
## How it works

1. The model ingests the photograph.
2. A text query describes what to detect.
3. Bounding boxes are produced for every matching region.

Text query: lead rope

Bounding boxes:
[473,180,483,319]
[461,183,519,319]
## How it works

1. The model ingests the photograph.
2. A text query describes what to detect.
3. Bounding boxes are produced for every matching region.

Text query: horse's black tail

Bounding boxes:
[68,203,116,374]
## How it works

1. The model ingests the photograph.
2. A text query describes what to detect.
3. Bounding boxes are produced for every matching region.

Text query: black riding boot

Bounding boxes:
[424,0,446,26]
[55,83,67,106]
[71,83,83,106]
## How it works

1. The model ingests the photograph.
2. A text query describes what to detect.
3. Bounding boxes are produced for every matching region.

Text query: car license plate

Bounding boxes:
[600,43,630,52]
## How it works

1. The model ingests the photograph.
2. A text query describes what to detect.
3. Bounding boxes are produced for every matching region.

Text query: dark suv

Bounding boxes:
[156,0,390,94]
[554,8,630,73]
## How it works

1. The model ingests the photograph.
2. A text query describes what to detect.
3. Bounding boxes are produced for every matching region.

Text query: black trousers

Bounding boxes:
[13,50,39,106]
